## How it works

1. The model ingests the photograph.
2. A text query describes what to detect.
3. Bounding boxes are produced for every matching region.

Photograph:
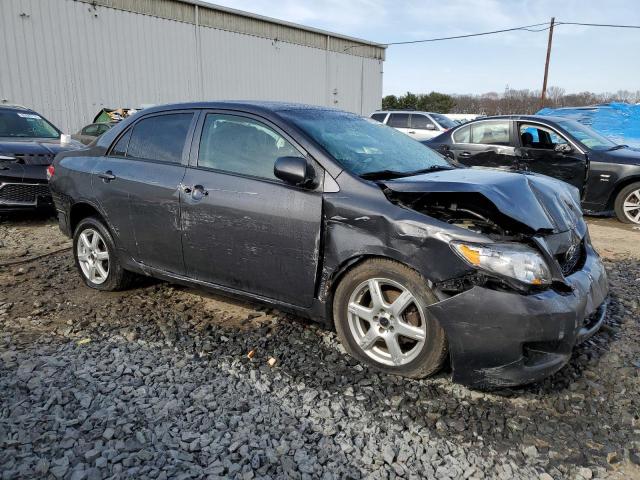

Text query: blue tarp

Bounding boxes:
[537,102,640,148]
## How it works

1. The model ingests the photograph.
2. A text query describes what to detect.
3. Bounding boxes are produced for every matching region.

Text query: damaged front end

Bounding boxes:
[379,169,609,389]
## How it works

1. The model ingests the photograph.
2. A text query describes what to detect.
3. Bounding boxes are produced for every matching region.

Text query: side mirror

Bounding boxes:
[554,144,573,154]
[426,124,436,131]
[274,156,316,187]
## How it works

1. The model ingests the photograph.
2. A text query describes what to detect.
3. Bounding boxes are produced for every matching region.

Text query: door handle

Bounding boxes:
[459,152,472,158]
[191,184,209,201]
[408,130,416,134]
[98,170,116,182]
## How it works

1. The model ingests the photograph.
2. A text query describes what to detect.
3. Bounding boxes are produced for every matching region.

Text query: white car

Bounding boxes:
[370,111,458,141]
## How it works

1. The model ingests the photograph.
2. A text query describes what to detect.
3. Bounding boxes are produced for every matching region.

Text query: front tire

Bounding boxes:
[73,217,133,291]
[614,182,640,224]
[333,259,447,378]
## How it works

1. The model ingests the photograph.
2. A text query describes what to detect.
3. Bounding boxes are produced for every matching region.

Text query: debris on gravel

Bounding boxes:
[0,224,639,479]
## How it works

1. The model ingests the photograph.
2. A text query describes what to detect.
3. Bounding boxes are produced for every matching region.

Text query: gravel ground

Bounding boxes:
[0,215,639,480]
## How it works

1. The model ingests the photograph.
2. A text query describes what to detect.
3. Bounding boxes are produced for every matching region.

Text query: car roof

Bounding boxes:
[372,110,438,115]
[137,101,342,117]
[0,104,35,113]
[461,114,570,124]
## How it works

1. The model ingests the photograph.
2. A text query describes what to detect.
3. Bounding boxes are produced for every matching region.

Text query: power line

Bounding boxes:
[373,20,640,48]
[382,22,551,46]
[556,21,640,29]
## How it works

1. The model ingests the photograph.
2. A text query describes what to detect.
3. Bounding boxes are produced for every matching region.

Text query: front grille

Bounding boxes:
[556,241,585,276]
[0,183,51,205]
[13,153,54,165]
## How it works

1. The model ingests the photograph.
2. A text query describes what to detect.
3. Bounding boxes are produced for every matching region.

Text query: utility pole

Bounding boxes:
[540,17,555,109]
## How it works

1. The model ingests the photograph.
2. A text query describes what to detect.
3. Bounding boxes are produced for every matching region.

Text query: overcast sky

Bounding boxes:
[206,0,640,96]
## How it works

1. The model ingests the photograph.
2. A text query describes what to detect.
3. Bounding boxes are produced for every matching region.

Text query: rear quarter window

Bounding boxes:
[370,113,387,123]
[453,125,470,143]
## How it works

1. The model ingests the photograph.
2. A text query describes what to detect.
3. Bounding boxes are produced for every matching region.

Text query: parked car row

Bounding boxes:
[48,101,609,388]
[374,110,640,224]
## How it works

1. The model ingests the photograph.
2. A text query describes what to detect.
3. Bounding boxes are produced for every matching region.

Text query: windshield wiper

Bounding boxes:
[608,144,628,151]
[400,165,455,176]
[360,165,454,180]
[360,170,409,180]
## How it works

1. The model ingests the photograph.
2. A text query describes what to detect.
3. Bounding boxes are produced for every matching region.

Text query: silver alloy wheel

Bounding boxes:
[77,228,110,285]
[623,188,640,224]
[347,278,427,367]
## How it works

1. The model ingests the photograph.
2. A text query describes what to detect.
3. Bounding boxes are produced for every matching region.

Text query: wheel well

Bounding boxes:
[606,176,640,209]
[323,254,422,324]
[69,203,104,235]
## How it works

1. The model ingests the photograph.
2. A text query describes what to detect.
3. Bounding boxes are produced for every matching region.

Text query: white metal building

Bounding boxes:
[0,0,386,132]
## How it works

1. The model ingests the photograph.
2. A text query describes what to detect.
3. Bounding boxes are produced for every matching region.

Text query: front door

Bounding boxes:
[516,123,587,191]
[180,112,323,307]
[448,120,517,170]
[93,111,195,274]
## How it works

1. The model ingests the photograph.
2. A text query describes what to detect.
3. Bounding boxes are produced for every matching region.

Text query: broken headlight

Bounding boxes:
[451,241,552,286]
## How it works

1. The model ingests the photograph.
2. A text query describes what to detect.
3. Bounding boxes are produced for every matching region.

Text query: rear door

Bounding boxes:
[93,111,196,274]
[516,122,587,191]
[448,120,517,170]
[180,111,323,306]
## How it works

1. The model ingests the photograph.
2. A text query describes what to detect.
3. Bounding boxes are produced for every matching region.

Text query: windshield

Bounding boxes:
[554,119,615,150]
[0,110,60,139]
[430,113,457,130]
[280,109,451,176]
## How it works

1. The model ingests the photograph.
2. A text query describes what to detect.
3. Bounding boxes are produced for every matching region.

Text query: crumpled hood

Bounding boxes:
[382,168,583,233]
[0,138,83,165]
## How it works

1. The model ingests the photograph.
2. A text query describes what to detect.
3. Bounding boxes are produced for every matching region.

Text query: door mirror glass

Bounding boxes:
[274,156,315,187]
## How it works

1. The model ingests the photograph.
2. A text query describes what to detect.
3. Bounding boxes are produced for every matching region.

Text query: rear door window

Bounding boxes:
[387,113,410,128]
[198,113,303,181]
[370,113,387,123]
[470,121,510,146]
[126,113,193,163]
[110,129,132,157]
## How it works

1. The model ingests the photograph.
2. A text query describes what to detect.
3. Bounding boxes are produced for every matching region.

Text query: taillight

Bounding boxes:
[46,164,55,181]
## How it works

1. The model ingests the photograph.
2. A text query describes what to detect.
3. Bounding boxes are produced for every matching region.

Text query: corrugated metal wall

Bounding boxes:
[0,0,384,132]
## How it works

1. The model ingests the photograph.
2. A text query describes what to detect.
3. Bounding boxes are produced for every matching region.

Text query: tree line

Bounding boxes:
[382,88,640,115]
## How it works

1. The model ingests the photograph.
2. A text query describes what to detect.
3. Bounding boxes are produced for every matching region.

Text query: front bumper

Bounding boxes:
[0,165,52,211]
[427,242,609,389]
[0,181,53,211]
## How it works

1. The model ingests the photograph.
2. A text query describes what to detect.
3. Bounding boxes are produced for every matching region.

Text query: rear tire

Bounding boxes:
[333,258,447,378]
[614,182,640,224]
[73,217,134,291]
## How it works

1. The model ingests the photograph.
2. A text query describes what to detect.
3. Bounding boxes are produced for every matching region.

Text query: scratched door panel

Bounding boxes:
[180,169,322,307]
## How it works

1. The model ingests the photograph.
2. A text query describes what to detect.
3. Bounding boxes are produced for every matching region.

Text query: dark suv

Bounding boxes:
[0,104,83,212]
[425,115,640,224]
[50,102,608,389]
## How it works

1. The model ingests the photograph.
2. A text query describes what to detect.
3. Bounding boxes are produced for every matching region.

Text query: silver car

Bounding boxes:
[370,111,458,141]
